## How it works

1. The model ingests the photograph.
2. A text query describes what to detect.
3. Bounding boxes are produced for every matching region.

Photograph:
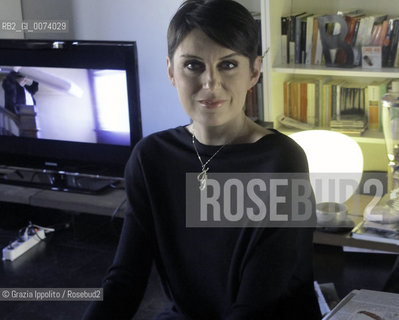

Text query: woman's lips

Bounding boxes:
[198,99,226,109]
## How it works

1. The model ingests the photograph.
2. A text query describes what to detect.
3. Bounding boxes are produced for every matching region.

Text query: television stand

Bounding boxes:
[0,166,122,194]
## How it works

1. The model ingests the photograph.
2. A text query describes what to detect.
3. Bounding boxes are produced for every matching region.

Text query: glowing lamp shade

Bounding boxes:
[290,130,364,204]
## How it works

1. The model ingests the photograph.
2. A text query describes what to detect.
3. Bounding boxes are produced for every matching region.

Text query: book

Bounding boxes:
[323,289,399,319]
[295,13,313,64]
[339,82,368,116]
[282,79,314,124]
[305,15,315,64]
[312,15,324,65]
[283,80,291,116]
[382,18,399,66]
[306,81,316,125]
[281,16,288,63]
[330,112,367,136]
[364,220,399,233]
[386,18,399,67]
[290,80,299,119]
[286,11,307,64]
[369,18,389,46]
[351,220,399,245]
[366,79,390,131]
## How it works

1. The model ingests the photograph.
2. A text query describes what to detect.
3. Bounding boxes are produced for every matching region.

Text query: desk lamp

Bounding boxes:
[290,130,364,229]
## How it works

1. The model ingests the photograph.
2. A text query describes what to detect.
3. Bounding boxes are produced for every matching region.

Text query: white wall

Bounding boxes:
[21,0,74,39]
[0,0,24,39]
[71,0,189,137]
[19,0,189,137]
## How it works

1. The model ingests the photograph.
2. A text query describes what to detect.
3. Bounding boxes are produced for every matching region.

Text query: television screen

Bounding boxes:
[1,66,131,146]
[0,40,142,193]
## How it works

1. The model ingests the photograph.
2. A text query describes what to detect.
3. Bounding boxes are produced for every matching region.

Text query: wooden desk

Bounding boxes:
[0,183,126,216]
[313,194,399,253]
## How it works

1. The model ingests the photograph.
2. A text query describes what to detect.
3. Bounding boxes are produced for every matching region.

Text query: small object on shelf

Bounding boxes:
[361,46,382,69]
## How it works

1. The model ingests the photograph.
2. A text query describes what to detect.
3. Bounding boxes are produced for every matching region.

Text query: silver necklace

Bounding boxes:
[191,119,246,190]
[192,132,227,190]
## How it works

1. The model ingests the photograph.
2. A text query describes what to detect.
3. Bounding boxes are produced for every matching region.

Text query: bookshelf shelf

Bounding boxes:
[273,64,399,79]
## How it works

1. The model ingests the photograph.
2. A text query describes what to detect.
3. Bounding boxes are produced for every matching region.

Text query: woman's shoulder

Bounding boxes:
[254,129,309,172]
[130,126,190,160]
[257,129,305,153]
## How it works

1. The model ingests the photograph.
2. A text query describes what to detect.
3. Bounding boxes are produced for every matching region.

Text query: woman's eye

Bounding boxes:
[219,61,237,70]
[184,61,204,72]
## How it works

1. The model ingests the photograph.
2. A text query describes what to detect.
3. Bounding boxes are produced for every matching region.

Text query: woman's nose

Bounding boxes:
[202,68,221,90]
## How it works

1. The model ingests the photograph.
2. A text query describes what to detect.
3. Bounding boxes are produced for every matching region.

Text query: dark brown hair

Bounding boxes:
[167,0,259,66]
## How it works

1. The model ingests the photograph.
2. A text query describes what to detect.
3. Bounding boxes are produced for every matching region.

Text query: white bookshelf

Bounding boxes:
[259,0,399,171]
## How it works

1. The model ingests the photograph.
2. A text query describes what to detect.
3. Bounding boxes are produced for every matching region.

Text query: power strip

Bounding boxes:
[2,229,46,261]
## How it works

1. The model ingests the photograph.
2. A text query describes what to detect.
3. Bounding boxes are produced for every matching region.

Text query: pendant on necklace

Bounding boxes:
[197,167,209,191]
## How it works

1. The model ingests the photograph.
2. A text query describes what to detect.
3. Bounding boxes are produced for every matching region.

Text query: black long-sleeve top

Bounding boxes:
[83,126,322,320]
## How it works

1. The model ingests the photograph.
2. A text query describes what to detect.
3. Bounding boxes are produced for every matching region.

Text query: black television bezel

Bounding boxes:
[0,39,142,178]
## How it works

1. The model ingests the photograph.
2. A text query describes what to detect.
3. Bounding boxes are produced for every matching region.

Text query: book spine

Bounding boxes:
[295,16,302,64]
[300,82,308,122]
[283,80,291,117]
[300,19,308,64]
[307,82,316,125]
[305,16,314,64]
[281,16,288,64]
[311,17,319,64]
[367,84,380,130]
[291,81,299,120]
[388,20,399,67]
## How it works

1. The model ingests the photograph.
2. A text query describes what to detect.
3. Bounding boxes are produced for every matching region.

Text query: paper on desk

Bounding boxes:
[323,289,399,320]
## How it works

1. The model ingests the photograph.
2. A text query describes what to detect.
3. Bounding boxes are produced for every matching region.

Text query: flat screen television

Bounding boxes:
[0,39,142,193]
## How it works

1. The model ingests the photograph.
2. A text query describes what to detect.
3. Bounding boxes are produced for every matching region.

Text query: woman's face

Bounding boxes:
[167,29,261,128]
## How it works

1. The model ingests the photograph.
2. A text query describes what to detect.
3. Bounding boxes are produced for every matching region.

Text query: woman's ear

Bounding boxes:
[167,56,176,87]
[249,56,262,88]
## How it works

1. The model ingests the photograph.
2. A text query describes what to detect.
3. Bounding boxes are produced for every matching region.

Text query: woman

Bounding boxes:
[84,0,321,319]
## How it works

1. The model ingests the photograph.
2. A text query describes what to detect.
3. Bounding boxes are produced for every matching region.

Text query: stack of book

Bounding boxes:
[330,115,367,136]
[351,220,399,245]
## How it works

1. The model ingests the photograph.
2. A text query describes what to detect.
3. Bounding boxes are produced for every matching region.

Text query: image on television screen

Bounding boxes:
[0,66,131,146]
